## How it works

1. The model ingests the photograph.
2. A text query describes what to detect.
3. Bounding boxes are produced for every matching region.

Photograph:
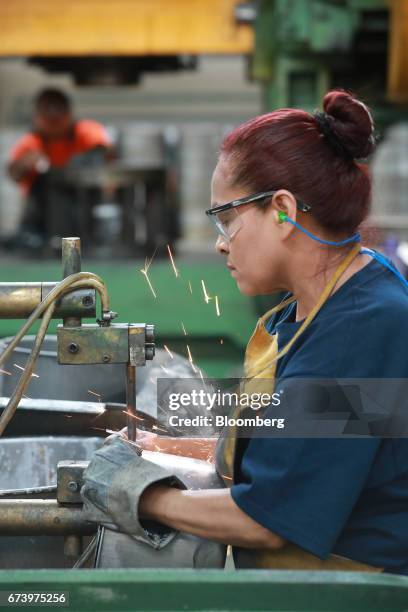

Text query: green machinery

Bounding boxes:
[253,0,408,126]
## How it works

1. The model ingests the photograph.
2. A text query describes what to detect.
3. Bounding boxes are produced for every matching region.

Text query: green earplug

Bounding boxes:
[278,211,287,223]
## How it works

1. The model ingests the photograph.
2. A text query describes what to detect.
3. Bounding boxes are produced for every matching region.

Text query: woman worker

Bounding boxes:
[82,90,408,575]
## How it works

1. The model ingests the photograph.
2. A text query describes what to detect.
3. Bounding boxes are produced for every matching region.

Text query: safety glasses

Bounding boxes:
[205,190,311,241]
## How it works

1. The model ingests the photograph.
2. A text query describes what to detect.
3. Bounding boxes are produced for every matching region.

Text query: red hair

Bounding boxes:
[219,90,376,235]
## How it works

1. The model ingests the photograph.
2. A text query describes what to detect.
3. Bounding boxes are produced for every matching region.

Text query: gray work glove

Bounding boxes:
[81,435,186,549]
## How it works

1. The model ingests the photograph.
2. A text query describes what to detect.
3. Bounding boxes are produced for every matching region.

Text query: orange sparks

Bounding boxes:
[222,474,233,481]
[140,268,157,299]
[167,244,179,278]
[88,389,102,402]
[0,368,12,376]
[186,344,197,373]
[188,280,193,295]
[181,321,187,336]
[215,295,221,317]
[201,280,211,304]
[152,424,168,434]
[163,344,174,359]
[13,364,39,378]
[122,410,145,422]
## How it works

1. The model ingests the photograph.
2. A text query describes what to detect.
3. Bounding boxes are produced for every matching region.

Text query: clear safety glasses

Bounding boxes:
[205,190,311,242]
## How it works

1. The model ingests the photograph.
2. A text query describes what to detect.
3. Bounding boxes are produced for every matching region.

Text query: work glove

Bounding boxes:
[81,434,186,549]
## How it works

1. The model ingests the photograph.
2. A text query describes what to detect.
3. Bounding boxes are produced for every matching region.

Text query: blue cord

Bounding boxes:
[280,213,408,290]
[360,248,408,291]
[283,216,361,246]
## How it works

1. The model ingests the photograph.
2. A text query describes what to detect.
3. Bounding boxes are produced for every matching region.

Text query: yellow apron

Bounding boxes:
[216,244,382,571]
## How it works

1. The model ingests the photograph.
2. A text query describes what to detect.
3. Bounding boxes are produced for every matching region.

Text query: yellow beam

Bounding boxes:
[0,0,253,56]
[388,0,408,102]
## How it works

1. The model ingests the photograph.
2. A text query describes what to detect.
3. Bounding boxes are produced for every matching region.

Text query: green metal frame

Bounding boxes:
[0,569,407,611]
[254,0,389,113]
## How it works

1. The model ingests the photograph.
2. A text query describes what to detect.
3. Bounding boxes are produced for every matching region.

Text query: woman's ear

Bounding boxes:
[272,190,298,224]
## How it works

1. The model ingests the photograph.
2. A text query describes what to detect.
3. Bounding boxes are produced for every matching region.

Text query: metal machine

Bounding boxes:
[0,236,225,569]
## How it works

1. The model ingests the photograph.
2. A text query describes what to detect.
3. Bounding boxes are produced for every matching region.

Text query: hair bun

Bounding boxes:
[317,90,375,160]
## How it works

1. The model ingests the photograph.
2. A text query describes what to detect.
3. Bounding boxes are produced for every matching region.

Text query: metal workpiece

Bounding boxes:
[0,500,95,536]
[0,283,96,319]
[57,323,155,366]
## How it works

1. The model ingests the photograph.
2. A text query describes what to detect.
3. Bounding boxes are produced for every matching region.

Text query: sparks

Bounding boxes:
[13,363,39,378]
[0,368,12,376]
[139,250,158,299]
[152,424,168,434]
[144,248,157,272]
[167,244,179,278]
[220,338,224,345]
[188,280,193,295]
[163,344,174,359]
[201,280,211,304]
[88,389,102,402]
[222,474,233,481]
[122,410,145,422]
[160,365,170,375]
[140,268,157,299]
[186,344,197,373]
[215,295,221,317]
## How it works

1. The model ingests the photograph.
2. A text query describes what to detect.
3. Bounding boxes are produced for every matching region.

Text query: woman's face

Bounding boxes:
[210,158,286,296]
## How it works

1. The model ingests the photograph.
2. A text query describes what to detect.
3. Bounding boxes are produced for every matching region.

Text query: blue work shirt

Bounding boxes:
[231,259,408,575]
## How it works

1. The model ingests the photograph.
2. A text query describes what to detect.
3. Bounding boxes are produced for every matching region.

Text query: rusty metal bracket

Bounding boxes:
[57,323,155,366]
[57,460,89,504]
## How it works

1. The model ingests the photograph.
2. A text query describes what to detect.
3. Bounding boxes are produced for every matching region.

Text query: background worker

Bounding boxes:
[82,90,408,575]
[7,88,113,251]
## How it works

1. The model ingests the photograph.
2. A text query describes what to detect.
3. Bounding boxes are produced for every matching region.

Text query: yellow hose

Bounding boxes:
[0,271,111,436]
[0,302,55,436]
[0,273,108,368]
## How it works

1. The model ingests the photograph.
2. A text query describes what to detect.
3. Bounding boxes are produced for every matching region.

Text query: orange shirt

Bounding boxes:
[9,119,112,193]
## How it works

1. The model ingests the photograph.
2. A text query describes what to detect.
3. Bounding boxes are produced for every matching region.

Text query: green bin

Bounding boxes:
[0,569,407,611]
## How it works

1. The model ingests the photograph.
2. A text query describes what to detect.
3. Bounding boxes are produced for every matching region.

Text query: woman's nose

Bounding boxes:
[215,234,229,255]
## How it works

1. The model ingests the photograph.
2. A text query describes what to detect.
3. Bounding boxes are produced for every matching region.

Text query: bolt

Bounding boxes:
[145,324,155,344]
[68,481,78,492]
[102,354,111,363]
[82,295,94,307]
[145,345,155,360]
[68,343,79,354]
